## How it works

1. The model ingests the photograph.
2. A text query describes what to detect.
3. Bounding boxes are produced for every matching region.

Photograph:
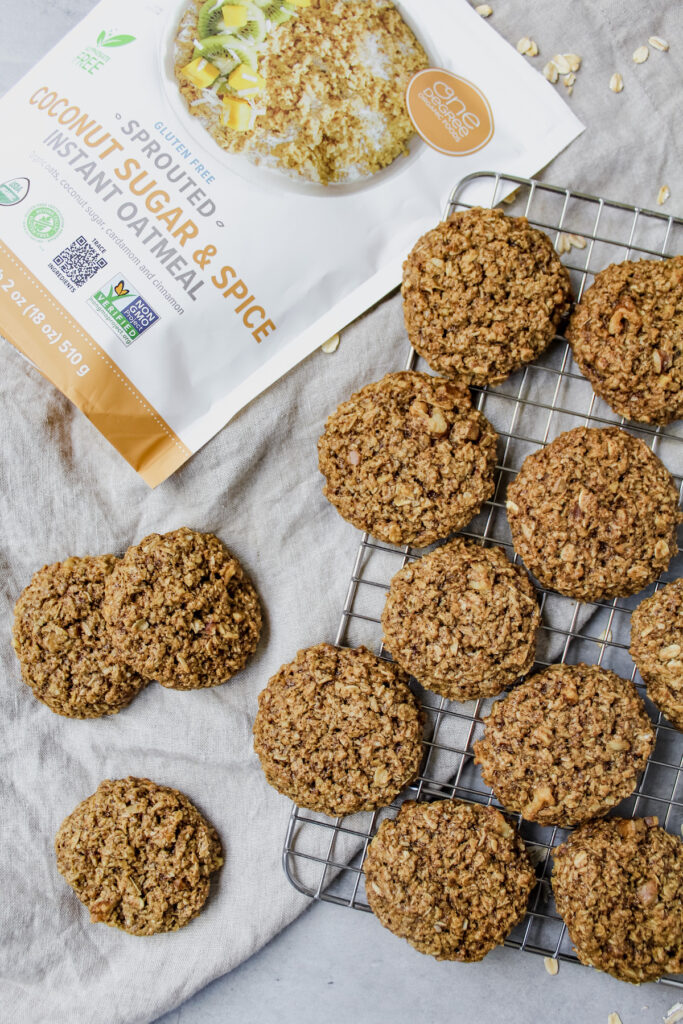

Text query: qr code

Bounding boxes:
[53,236,107,288]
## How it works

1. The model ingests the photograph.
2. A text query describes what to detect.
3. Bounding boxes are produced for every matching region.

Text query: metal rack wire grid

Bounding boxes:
[282,172,683,986]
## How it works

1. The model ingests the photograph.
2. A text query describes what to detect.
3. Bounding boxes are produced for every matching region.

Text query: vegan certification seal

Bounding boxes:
[24,204,64,241]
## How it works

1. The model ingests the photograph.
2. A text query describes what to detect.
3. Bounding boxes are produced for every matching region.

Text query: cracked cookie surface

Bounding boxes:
[401,207,572,386]
[55,777,223,935]
[253,643,423,816]
[381,537,539,701]
[363,799,535,961]
[102,528,262,690]
[506,426,681,601]
[318,371,498,547]
[474,663,654,826]
[630,578,683,730]
[567,256,683,425]
[552,816,683,983]
[12,555,146,718]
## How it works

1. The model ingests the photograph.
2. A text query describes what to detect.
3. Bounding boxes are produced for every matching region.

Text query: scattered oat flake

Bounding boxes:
[321,333,340,354]
[608,1015,623,1024]
[544,956,559,975]
[564,53,582,72]
[552,54,571,74]
[556,233,572,255]
[475,3,493,15]
[610,72,624,92]
[501,189,519,205]
[568,233,587,249]
[657,185,671,206]
[633,45,649,64]
[516,37,539,57]
[649,36,669,52]
[664,1003,683,1024]
[564,73,576,87]
[543,61,559,83]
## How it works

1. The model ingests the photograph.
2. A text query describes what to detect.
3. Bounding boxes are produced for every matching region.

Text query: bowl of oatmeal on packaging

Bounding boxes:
[165,0,429,192]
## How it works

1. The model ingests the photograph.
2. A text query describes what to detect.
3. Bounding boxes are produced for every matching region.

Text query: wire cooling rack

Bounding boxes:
[282,172,683,986]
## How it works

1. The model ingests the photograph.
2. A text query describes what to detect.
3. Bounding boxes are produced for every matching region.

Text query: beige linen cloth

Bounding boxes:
[1,2,682,1022]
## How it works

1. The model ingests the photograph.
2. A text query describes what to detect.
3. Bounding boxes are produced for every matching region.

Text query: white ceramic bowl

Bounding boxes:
[158,0,436,198]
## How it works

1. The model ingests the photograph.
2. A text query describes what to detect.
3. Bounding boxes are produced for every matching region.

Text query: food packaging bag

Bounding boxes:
[0,0,582,485]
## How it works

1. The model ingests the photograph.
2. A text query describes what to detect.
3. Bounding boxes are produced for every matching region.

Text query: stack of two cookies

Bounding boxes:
[12,526,262,716]
[13,527,263,935]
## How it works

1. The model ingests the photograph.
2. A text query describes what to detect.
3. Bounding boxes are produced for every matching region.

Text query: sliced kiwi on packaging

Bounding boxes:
[197,0,267,44]
[198,0,227,38]
[195,36,260,72]
[259,1,295,26]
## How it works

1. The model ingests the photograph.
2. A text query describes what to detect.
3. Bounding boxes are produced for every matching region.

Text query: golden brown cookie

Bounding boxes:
[102,528,262,690]
[363,799,535,961]
[381,538,539,701]
[506,426,681,601]
[473,664,655,826]
[567,256,683,425]
[401,207,572,386]
[552,817,683,983]
[55,777,223,935]
[630,578,683,730]
[253,643,423,816]
[318,371,498,547]
[174,0,427,185]
[12,555,146,718]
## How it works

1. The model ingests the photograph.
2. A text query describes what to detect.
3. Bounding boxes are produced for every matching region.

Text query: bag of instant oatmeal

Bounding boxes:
[0,0,581,484]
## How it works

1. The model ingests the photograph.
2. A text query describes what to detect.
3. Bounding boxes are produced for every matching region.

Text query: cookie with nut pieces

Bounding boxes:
[401,207,572,386]
[473,663,655,826]
[363,799,535,961]
[552,816,683,983]
[12,554,146,718]
[567,256,683,425]
[102,527,262,690]
[630,578,683,730]
[55,777,223,935]
[318,371,498,547]
[253,643,424,816]
[506,426,681,601]
[381,537,539,701]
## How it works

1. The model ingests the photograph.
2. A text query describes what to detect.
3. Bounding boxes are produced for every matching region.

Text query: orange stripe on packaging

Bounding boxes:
[0,239,190,487]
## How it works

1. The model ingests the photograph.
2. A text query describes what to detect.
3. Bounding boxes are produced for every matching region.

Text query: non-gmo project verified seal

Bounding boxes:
[88,275,159,346]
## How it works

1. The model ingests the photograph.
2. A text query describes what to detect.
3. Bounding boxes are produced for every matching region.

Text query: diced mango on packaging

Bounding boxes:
[181,57,221,89]
[228,64,266,92]
[222,96,253,131]
[222,4,249,28]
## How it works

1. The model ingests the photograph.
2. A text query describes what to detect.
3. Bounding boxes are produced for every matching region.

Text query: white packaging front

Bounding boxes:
[0,0,582,484]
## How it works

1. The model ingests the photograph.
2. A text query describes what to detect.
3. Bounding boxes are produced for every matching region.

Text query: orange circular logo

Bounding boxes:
[406,68,494,156]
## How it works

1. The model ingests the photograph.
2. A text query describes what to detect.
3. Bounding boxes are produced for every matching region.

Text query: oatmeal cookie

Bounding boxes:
[381,538,539,701]
[567,257,683,425]
[363,799,535,961]
[506,426,681,601]
[55,777,223,935]
[552,816,683,983]
[102,528,262,690]
[174,0,427,185]
[12,555,146,718]
[401,208,572,386]
[253,643,423,816]
[630,578,683,730]
[474,664,654,826]
[318,372,498,547]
